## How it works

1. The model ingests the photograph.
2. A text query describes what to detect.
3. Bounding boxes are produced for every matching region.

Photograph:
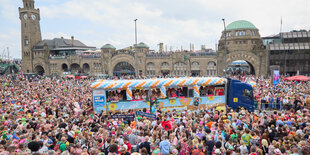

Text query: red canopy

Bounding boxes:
[284,75,310,81]
[66,75,75,78]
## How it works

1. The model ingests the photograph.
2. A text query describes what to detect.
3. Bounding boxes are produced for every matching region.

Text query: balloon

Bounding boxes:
[161,120,172,131]
[151,107,156,114]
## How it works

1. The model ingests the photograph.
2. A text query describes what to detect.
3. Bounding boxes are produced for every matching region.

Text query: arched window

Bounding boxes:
[206,61,217,76]
[191,61,200,70]
[161,62,169,67]
[192,61,199,66]
[146,62,155,76]
[174,62,187,76]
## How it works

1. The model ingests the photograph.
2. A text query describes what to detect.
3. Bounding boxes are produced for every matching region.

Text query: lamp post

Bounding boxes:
[222,19,227,55]
[134,19,138,77]
[134,19,138,45]
[222,19,227,77]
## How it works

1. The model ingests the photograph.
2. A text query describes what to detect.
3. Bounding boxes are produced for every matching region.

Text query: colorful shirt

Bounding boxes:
[241,134,252,146]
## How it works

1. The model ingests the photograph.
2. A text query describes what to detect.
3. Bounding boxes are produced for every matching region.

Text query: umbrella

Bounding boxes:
[248,81,256,88]
[284,75,310,81]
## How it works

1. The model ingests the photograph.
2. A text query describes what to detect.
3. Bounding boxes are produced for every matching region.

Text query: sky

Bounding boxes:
[0,0,309,59]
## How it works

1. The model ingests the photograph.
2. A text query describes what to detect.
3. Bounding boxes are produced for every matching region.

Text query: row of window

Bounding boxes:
[226,40,258,45]
[236,31,246,36]
[225,30,256,37]
[146,61,216,68]
[50,64,57,70]
[270,50,309,55]
[173,70,187,76]
[146,70,156,75]
[146,69,217,76]
[106,86,224,102]
[94,63,102,67]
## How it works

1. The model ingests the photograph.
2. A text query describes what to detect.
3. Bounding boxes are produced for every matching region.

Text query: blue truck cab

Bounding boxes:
[227,78,255,112]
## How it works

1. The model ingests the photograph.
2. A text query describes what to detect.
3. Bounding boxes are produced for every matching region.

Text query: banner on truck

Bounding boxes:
[93,89,106,114]
[135,111,156,119]
[110,114,135,120]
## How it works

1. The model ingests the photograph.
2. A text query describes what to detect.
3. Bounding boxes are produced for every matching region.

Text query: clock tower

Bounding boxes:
[19,0,42,73]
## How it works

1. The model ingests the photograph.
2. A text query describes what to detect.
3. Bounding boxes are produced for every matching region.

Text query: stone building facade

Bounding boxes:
[19,1,268,77]
[263,31,310,75]
[217,20,268,77]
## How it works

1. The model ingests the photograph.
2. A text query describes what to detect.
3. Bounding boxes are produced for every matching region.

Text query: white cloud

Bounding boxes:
[0,0,310,58]
[42,32,71,40]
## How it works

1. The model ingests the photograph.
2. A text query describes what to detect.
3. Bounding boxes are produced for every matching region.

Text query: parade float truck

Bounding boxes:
[91,77,255,114]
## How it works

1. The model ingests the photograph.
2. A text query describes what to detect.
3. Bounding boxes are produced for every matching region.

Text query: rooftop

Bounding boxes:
[101,44,116,49]
[226,20,256,31]
[33,37,95,51]
[281,31,310,39]
[135,42,149,48]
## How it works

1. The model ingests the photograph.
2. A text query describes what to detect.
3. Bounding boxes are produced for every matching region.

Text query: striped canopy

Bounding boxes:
[91,77,227,90]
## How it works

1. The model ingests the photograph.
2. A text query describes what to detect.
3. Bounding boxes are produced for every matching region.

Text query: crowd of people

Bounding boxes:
[239,75,310,111]
[0,74,309,155]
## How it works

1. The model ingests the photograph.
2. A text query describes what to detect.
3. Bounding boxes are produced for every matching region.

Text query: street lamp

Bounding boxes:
[222,19,227,77]
[222,19,227,55]
[134,19,138,77]
[134,19,138,46]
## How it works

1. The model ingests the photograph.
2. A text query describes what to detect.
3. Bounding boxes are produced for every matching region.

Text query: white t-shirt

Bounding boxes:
[240,145,248,155]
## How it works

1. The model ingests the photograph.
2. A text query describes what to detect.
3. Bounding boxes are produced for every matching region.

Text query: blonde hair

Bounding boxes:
[240,140,244,145]
[261,139,268,147]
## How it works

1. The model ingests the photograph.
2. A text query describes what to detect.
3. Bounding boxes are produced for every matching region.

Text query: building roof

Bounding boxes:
[226,20,256,31]
[262,34,280,39]
[135,42,149,48]
[281,31,310,39]
[101,44,116,49]
[268,42,310,50]
[33,38,95,51]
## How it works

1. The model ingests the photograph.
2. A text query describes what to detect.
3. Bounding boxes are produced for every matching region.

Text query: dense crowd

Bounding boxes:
[0,74,309,155]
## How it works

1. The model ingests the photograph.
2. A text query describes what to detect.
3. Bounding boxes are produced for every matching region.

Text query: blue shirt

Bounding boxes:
[159,140,170,154]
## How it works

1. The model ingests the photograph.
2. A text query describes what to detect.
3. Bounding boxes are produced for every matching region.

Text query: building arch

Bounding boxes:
[224,51,259,75]
[34,65,45,75]
[111,55,135,74]
[217,20,268,76]
[82,63,90,73]
[161,62,169,67]
[70,63,81,74]
[161,62,170,76]
[113,62,135,77]
[62,63,68,72]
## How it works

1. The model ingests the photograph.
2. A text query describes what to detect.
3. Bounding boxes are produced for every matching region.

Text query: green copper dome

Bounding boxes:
[135,42,149,48]
[226,20,256,30]
[101,44,116,49]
